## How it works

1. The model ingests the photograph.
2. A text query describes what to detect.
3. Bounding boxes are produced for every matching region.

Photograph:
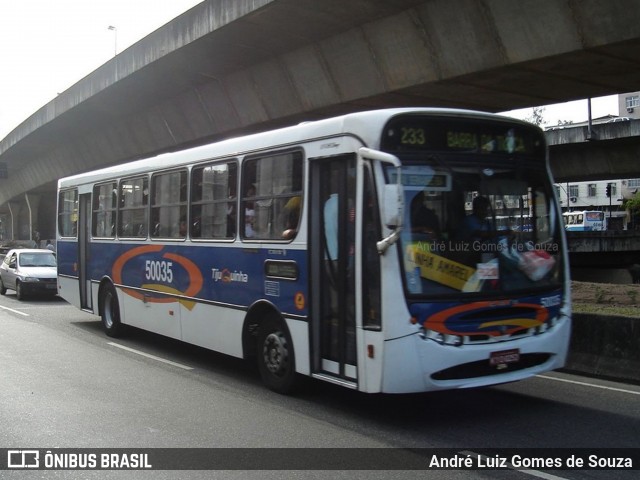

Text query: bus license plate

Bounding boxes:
[489,349,520,367]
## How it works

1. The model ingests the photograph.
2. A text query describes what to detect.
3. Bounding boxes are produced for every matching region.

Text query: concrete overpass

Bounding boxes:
[567,231,640,268]
[2,0,640,241]
[547,119,640,183]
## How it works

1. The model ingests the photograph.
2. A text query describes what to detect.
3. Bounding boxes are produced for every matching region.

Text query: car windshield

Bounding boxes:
[19,253,57,267]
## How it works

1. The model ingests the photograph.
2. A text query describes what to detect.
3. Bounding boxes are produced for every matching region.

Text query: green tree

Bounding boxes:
[524,107,546,126]
[623,191,640,229]
[623,191,640,213]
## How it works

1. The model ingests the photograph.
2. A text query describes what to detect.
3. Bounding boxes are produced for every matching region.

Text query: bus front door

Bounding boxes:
[310,156,358,383]
[78,193,92,310]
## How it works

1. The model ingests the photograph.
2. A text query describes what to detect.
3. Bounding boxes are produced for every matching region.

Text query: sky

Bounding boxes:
[0,0,622,140]
[501,95,620,127]
[0,0,203,140]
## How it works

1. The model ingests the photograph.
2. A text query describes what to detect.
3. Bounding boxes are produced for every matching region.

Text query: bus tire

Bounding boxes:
[257,316,297,394]
[101,284,125,338]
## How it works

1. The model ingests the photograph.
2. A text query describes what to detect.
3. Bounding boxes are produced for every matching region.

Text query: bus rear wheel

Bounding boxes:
[257,317,297,394]
[101,284,125,338]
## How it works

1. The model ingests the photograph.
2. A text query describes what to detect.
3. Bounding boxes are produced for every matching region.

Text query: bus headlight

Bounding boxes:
[418,327,463,346]
[535,315,559,335]
[535,323,548,334]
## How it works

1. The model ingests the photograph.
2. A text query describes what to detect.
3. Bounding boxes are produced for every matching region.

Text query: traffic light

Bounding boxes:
[606,183,611,198]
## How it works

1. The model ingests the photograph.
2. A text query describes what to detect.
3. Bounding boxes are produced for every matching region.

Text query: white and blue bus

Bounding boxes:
[57,108,571,394]
[563,210,605,231]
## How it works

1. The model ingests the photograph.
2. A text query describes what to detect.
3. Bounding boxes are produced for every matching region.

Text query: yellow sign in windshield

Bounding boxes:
[405,243,474,291]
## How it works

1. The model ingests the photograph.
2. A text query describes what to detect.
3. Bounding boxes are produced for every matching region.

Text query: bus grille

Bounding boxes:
[430,353,551,381]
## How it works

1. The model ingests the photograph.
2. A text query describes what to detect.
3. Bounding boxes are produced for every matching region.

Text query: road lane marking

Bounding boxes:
[107,342,193,370]
[461,451,569,480]
[537,374,640,396]
[0,304,30,316]
[16,304,70,309]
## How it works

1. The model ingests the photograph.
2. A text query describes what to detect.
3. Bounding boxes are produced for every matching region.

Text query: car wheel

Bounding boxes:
[16,281,25,301]
[100,284,125,337]
[0,277,6,295]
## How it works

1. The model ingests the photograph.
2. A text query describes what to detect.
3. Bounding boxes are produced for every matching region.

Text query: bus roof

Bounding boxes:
[58,107,537,189]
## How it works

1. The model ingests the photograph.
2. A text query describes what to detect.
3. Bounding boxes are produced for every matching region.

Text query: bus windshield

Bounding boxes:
[380,116,561,297]
[387,158,562,297]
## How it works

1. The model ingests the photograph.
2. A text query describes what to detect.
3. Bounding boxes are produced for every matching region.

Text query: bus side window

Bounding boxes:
[58,189,78,237]
[190,161,237,240]
[150,169,187,239]
[118,176,149,238]
[92,182,117,238]
[242,150,303,241]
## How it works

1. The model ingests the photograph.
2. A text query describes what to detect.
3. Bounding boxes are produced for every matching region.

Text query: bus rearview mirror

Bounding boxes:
[382,183,403,229]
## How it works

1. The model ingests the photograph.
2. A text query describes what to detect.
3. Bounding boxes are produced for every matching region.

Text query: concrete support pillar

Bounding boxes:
[7,201,20,242]
[0,213,10,242]
[25,193,41,246]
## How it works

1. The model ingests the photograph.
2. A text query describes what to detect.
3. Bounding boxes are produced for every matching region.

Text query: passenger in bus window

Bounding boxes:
[282,196,301,240]
[410,191,440,238]
[324,192,338,261]
[179,217,188,237]
[458,196,510,243]
[191,216,201,238]
[245,187,256,238]
[226,203,235,238]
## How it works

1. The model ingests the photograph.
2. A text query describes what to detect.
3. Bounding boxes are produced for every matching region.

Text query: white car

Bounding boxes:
[0,249,58,300]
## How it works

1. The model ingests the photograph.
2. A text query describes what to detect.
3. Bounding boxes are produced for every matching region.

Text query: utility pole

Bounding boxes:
[587,97,597,141]
[606,182,612,229]
[108,25,118,56]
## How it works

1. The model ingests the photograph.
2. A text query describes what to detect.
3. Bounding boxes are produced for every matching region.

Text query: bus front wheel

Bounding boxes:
[101,284,125,338]
[257,317,297,394]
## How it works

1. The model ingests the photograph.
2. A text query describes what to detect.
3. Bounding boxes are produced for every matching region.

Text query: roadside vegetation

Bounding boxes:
[572,281,640,318]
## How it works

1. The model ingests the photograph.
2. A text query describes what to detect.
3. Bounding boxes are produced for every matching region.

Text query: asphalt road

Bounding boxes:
[1,292,639,479]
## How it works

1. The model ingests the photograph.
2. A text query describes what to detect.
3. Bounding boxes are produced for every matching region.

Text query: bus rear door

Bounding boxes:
[77,192,92,310]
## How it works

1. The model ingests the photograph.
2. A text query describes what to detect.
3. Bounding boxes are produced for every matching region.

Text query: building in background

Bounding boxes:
[548,92,640,230]
[620,91,640,119]
[554,180,634,229]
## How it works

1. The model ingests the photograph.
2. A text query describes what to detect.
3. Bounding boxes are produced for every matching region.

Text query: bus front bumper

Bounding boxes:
[381,314,571,393]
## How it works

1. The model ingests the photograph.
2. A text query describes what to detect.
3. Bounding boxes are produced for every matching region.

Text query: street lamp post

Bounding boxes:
[108,25,117,56]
